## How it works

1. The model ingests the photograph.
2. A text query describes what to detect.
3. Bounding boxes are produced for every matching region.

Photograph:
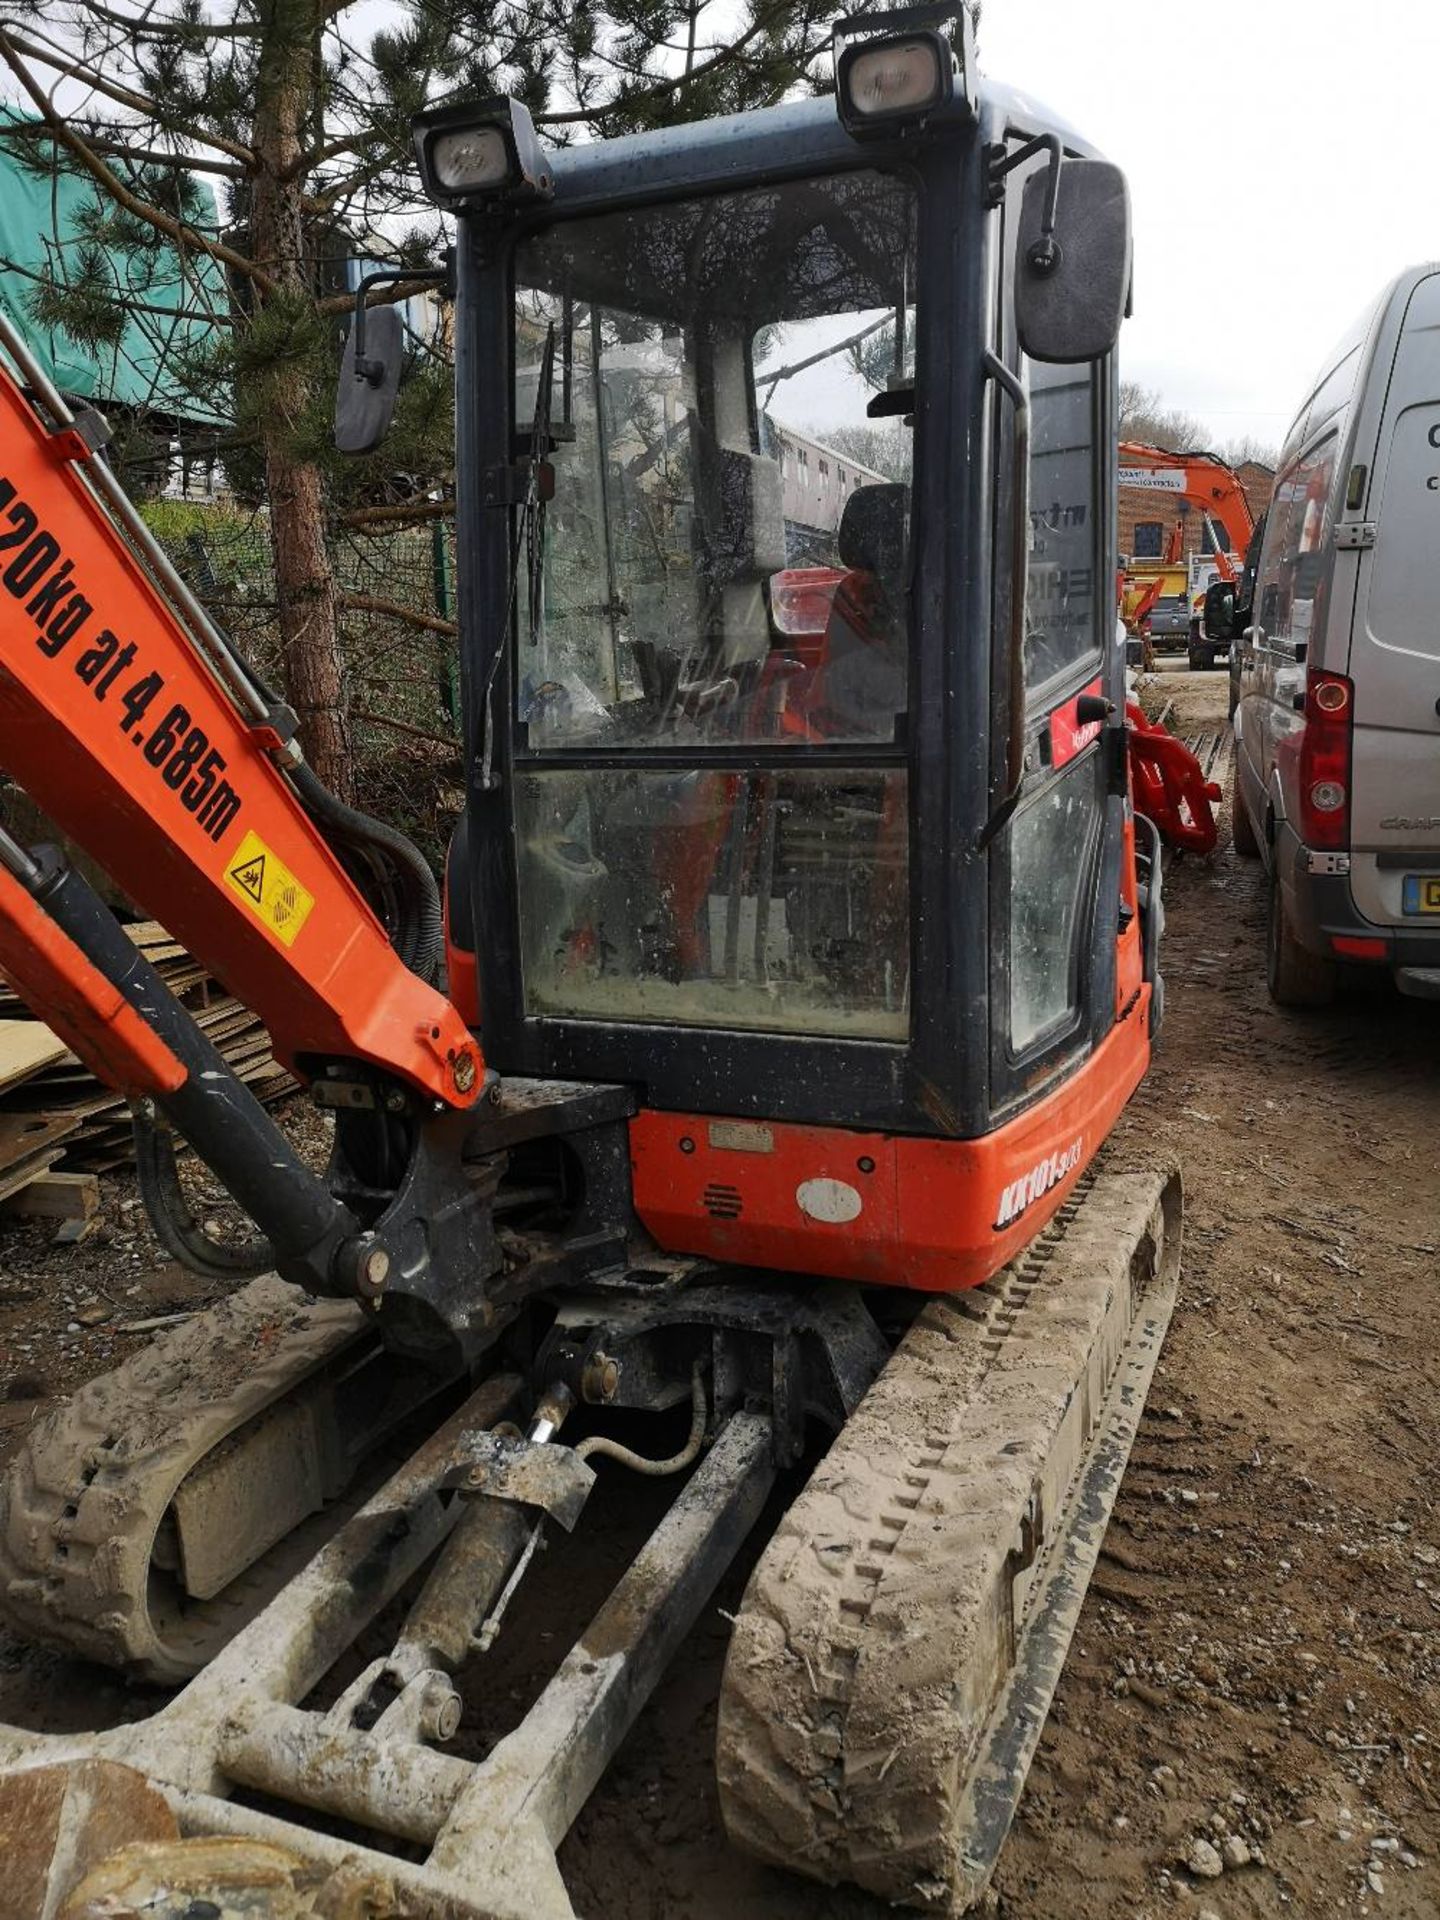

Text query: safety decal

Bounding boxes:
[223,830,314,947]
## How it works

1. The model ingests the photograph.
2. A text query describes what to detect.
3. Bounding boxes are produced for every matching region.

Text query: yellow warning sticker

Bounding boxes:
[223,830,314,948]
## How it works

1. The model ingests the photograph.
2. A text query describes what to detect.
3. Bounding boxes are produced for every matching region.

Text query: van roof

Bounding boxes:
[1280,263,1440,459]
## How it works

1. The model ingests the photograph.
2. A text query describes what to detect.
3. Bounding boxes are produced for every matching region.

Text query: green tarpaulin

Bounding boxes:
[0,109,228,423]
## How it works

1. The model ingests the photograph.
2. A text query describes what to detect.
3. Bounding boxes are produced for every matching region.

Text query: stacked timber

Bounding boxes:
[0,922,295,1176]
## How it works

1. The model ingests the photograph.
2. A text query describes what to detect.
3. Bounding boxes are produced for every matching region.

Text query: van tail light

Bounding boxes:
[1296,667,1353,851]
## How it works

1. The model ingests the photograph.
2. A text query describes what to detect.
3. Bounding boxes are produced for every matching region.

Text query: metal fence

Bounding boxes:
[143,500,463,866]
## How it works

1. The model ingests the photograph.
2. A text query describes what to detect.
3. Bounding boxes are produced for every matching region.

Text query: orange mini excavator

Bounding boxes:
[0,12,1180,1916]
[1118,440,1256,663]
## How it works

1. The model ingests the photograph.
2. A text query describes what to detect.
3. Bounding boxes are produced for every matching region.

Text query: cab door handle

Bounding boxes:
[976,351,1029,851]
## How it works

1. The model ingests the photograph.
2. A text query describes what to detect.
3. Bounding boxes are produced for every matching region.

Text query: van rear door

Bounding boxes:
[1346,271,1440,927]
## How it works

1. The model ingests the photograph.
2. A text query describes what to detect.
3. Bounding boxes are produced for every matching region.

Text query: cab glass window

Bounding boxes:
[1025,358,1098,689]
[508,170,917,1040]
[1007,756,1102,1051]
[513,171,916,752]
[1302,344,1360,444]
[513,766,908,1038]
[1267,433,1337,651]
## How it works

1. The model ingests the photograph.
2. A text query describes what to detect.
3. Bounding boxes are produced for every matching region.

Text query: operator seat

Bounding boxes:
[815,482,909,739]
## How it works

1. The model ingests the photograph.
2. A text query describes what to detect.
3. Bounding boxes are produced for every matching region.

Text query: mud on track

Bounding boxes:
[1,669,1437,1918]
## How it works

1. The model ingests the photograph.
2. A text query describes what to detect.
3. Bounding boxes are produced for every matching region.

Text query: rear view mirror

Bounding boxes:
[334,305,404,454]
[1015,159,1131,365]
[1204,579,1236,639]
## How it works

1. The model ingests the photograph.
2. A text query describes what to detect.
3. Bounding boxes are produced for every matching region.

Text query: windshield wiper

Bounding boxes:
[479,322,556,791]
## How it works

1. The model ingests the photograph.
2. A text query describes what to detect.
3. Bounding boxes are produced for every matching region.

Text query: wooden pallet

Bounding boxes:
[0,921,295,1181]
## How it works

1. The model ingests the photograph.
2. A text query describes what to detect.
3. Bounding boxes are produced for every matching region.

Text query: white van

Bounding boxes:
[1228,264,1440,1006]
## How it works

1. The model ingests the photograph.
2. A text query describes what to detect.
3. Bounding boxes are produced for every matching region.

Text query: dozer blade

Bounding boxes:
[716,1163,1182,1912]
[0,1383,775,1920]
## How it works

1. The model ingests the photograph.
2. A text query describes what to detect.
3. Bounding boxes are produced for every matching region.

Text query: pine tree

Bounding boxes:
[0,0,836,797]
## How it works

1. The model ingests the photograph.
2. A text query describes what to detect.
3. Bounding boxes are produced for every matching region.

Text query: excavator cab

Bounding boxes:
[0,13,1180,1918]
[416,24,1149,1295]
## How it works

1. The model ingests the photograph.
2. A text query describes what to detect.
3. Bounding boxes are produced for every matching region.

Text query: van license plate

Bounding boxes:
[1401,874,1440,915]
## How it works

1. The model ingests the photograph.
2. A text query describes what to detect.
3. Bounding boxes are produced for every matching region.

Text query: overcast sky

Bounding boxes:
[977,0,1440,455]
[7,0,1436,461]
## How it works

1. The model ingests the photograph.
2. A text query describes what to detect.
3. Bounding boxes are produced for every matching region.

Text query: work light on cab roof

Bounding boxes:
[413,95,553,208]
[833,3,975,137]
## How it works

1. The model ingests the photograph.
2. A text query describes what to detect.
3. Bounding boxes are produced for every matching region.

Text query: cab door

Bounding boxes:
[990,350,1115,1109]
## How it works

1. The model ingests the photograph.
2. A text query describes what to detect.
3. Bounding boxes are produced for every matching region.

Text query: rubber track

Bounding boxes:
[716,1168,1177,1911]
[0,1276,365,1684]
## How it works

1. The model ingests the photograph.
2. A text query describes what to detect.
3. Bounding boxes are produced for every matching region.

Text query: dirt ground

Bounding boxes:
[1,666,1438,1918]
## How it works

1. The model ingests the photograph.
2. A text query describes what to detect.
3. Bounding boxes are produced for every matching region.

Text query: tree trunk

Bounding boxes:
[249,0,353,800]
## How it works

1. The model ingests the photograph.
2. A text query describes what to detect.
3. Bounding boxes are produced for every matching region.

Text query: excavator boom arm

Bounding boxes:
[0,316,480,1112]
[1118,440,1254,583]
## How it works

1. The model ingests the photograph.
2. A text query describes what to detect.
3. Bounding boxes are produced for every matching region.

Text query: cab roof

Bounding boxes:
[537,79,1098,216]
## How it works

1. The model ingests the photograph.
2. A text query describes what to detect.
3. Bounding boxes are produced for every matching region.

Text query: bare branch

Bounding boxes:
[305,146,406,214]
[758,313,892,398]
[12,123,248,179]
[83,1,264,39]
[315,277,440,320]
[339,498,454,530]
[341,591,456,636]
[352,706,459,749]
[0,26,258,166]
[0,30,273,293]
[278,130,367,181]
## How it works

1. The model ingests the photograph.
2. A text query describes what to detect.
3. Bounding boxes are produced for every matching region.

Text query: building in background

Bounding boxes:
[0,108,230,493]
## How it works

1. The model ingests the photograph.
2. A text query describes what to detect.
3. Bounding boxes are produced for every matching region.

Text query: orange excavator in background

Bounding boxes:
[0,16,1187,1916]
[1118,442,1256,671]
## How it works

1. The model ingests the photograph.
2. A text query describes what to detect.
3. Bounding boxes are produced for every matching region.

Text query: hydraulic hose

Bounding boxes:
[227,651,445,987]
[31,849,353,1296]
[575,1366,709,1477]
[287,762,444,987]
[133,1105,275,1281]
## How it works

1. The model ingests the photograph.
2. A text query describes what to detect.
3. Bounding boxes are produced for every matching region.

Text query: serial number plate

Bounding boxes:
[1401,874,1440,915]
